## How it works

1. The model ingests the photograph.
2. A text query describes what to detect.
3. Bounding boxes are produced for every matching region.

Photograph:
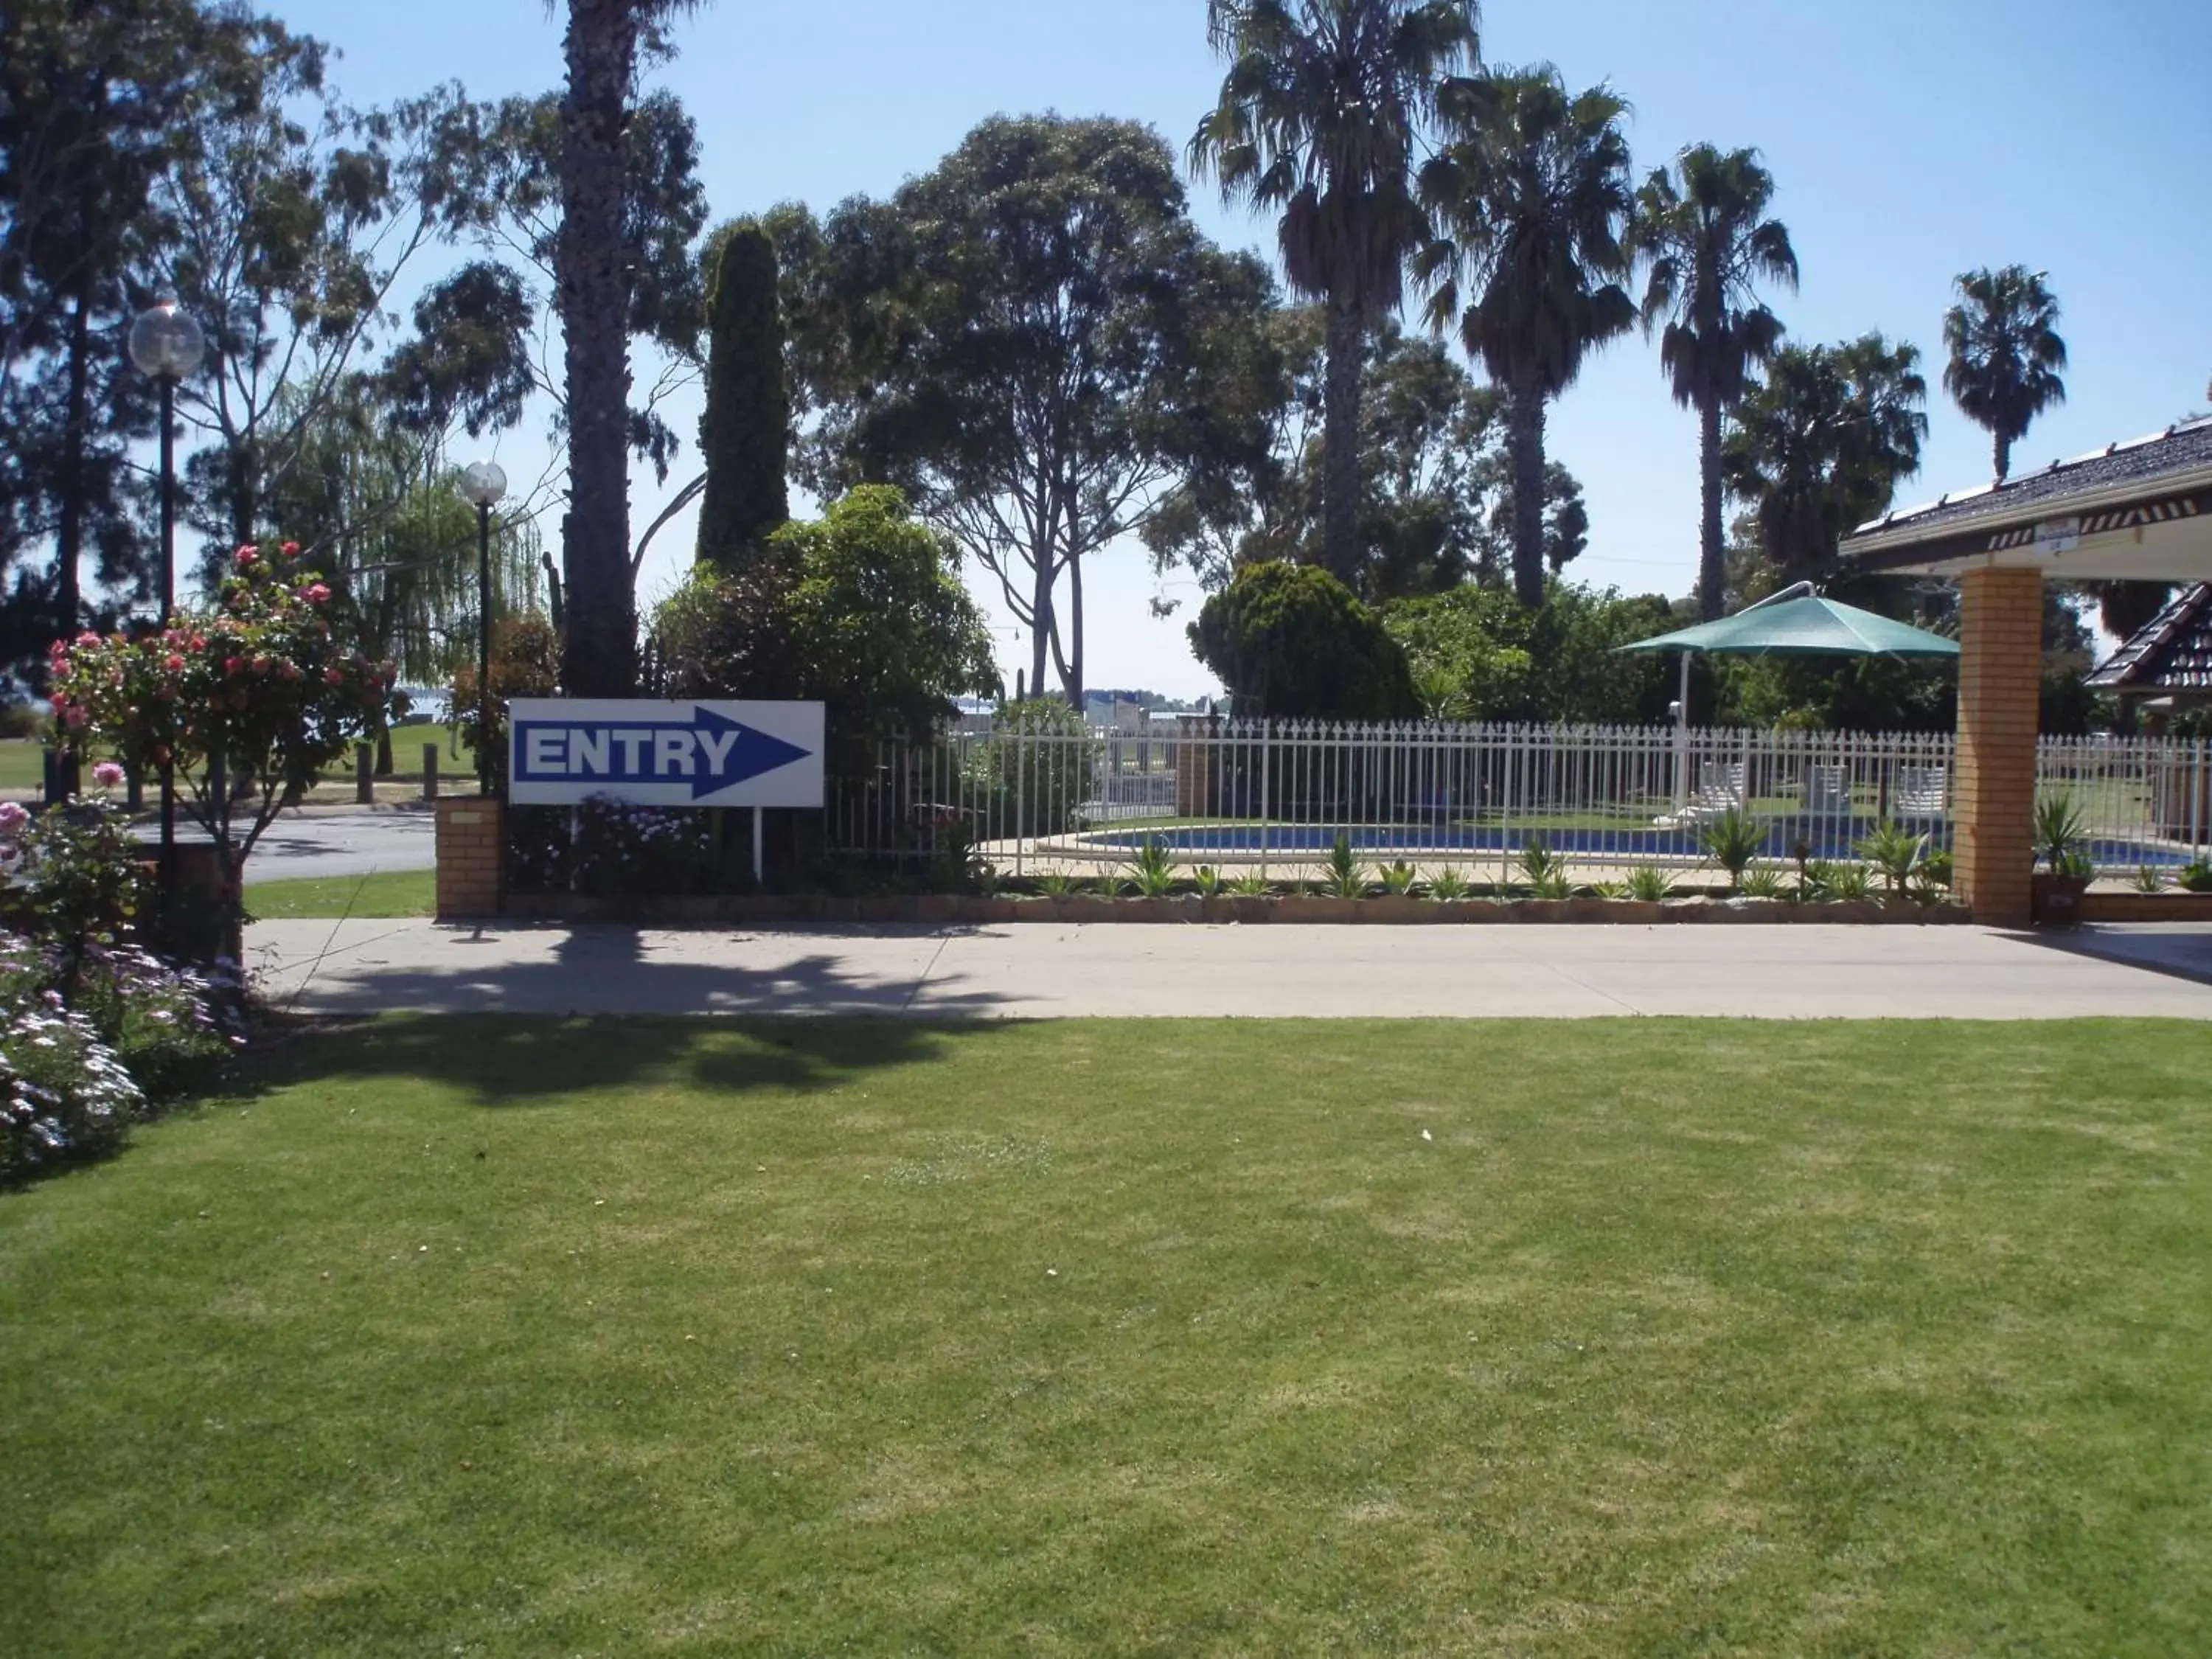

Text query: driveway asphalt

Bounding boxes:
[242,919,2212,1020]
[238,805,438,880]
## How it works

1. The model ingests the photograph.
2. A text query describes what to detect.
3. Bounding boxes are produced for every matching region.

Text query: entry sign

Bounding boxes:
[507,699,825,808]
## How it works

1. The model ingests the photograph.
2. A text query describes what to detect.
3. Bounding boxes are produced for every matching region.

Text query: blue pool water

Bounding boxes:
[1084,822,2194,867]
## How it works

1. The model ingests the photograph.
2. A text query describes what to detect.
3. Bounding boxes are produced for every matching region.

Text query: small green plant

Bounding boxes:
[1698,807,1764,891]
[1228,869,1273,897]
[928,819,991,894]
[1034,871,1078,900]
[1379,860,1419,896]
[1425,867,1470,901]
[1804,859,1873,902]
[1854,820,1929,897]
[1325,831,1370,899]
[1515,833,1571,900]
[2034,793,2087,875]
[1625,863,1676,903]
[2049,846,2094,882]
[1125,836,1178,898]
[1590,880,1627,900]
[2131,864,2166,894]
[2178,860,2212,894]
[1909,849,1955,906]
[1739,862,1788,900]
[1192,865,1225,897]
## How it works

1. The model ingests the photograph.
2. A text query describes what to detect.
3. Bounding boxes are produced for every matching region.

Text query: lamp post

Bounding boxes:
[458,460,507,796]
[128,297,205,894]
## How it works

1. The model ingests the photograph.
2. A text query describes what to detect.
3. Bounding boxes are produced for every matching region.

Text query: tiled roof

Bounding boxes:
[1848,417,2212,542]
[2087,582,2212,695]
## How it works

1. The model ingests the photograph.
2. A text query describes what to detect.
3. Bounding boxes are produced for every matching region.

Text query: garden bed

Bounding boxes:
[495,891,1969,926]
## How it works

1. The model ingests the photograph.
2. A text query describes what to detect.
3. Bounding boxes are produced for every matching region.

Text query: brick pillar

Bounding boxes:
[1955,566,2042,927]
[1175,715,1218,818]
[435,797,504,920]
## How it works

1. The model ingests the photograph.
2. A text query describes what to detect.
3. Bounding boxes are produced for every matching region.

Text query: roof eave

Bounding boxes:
[1843,462,2212,562]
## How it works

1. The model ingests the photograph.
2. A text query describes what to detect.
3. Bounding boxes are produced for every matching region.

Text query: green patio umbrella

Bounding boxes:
[1617,582,1960,813]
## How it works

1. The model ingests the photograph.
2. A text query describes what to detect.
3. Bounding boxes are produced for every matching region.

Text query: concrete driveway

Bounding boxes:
[243,919,2212,1020]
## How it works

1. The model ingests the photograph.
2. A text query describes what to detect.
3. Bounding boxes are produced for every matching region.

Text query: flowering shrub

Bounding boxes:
[46,539,395,954]
[1,797,149,964]
[0,931,235,1183]
[508,795,720,898]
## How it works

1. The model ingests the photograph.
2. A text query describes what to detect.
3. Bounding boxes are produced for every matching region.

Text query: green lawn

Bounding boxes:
[246,867,435,919]
[3,1018,2208,1655]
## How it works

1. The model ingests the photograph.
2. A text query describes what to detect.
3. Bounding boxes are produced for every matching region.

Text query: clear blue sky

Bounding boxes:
[281,0,2212,697]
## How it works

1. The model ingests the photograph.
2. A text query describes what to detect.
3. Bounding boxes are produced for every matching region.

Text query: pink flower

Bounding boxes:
[75,630,100,647]
[305,582,331,605]
[234,545,258,566]
[49,693,68,712]
[0,801,28,835]
[91,761,125,789]
[281,540,301,556]
[224,656,244,676]
[324,667,347,686]
[251,655,271,673]
[64,706,86,728]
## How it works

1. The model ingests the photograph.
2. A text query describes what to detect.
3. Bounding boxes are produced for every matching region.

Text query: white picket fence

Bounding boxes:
[824,717,2212,882]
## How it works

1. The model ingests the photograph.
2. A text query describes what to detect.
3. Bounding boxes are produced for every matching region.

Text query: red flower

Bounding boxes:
[49,693,68,712]
[324,667,347,686]
[234,545,258,566]
[224,656,244,676]
[164,654,187,672]
[305,582,331,604]
[281,540,301,557]
[75,630,100,647]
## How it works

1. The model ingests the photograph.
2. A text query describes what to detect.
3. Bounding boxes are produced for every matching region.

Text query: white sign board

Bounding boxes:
[2034,516,2081,556]
[507,699,825,808]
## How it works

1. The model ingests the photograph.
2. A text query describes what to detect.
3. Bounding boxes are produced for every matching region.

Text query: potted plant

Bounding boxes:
[2031,794,2093,926]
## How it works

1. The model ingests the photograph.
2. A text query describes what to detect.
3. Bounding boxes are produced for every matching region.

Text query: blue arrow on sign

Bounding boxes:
[513,704,815,800]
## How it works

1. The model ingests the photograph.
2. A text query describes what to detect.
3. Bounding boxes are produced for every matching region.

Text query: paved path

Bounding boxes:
[242,919,2212,1020]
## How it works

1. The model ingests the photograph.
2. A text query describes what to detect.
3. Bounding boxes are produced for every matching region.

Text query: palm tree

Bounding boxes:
[1419,69,1633,609]
[551,0,703,696]
[1191,0,1480,587]
[1941,265,2067,483]
[1722,334,1927,584]
[1630,145,1798,620]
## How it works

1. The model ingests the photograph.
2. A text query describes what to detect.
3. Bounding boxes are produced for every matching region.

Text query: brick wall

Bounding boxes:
[1954,566,2043,927]
[1174,716,1218,818]
[434,798,504,920]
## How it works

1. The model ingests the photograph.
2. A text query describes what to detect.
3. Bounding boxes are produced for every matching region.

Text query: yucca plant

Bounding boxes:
[1193,865,1225,897]
[1425,867,1470,901]
[1624,863,1676,902]
[2132,864,2166,894]
[1380,860,1419,896]
[1126,836,1178,898]
[1739,862,1789,900]
[1698,807,1764,891]
[1804,858,1872,902]
[2178,860,2212,894]
[1854,819,1928,896]
[1034,870,1079,900]
[1590,880,1627,900]
[2033,792,2088,874]
[1325,830,1371,899]
[1228,869,1273,897]
[1516,833,1572,899]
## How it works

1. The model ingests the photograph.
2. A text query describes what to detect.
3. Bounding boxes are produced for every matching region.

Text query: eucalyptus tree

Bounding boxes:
[546,0,707,696]
[1722,333,1927,584]
[1419,68,1632,608]
[787,116,1287,704]
[1941,265,2067,482]
[1631,144,1798,619]
[1189,0,1480,586]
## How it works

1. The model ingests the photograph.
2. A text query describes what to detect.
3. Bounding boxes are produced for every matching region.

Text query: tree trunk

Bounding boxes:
[1029,548,1054,709]
[1321,299,1365,588]
[1065,552,1085,707]
[556,0,641,698]
[1993,430,2011,484]
[53,291,91,639]
[1507,388,1548,611]
[1697,394,1725,621]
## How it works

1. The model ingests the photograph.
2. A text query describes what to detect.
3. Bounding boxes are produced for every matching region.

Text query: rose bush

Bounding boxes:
[46,539,395,955]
